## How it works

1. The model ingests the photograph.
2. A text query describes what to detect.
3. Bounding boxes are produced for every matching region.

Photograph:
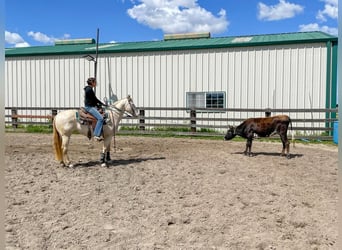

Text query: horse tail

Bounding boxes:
[53,118,63,161]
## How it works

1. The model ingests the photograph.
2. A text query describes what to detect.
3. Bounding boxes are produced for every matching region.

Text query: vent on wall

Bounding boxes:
[55,38,95,46]
[164,32,211,41]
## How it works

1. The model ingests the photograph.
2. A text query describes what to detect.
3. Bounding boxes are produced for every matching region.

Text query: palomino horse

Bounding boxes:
[53,95,138,167]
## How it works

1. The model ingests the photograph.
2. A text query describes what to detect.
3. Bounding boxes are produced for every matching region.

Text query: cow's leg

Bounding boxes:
[285,140,290,158]
[281,139,285,156]
[244,140,248,155]
[280,134,290,158]
[284,135,290,159]
[245,138,253,156]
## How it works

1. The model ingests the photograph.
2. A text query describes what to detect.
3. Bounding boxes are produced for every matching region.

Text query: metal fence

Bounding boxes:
[5,107,338,141]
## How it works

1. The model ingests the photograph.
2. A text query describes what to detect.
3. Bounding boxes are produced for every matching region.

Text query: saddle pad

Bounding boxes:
[76,108,107,126]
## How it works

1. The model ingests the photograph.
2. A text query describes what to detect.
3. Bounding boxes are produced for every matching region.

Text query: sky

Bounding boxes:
[5,0,338,48]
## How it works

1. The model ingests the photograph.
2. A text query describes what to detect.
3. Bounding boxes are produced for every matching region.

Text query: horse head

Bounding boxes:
[124,95,139,117]
[111,95,138,117]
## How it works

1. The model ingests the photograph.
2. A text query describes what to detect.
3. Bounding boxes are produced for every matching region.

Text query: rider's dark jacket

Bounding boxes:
[84,85,105,108]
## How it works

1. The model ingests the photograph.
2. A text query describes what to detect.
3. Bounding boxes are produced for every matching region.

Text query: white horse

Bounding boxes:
[53,95,138,167]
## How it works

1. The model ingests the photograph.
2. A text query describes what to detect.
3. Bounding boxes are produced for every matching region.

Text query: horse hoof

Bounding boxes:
[68,164,74,168]
[101,162,107,168]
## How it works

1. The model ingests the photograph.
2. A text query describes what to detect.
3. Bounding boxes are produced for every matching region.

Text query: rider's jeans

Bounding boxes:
[85,106,104,137]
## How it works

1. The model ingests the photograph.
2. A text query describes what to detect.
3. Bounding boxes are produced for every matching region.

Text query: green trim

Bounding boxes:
[5,31,338,58]
[325,41,338,110]
[325,41,338,135]
[330,42,338,137]
[326,41,332,110]
[325,41,332,135]
[331,43,338,110]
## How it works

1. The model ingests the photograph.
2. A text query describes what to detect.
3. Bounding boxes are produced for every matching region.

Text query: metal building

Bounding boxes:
[5,31,338,130]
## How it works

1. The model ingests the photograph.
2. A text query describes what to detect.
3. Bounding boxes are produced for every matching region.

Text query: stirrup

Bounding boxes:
[94,136,104,141]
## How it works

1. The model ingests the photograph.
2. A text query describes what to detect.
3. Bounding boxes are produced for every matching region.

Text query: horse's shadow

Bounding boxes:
[70,156,166,169]
[232,151,303,159]
[109,157,166,167]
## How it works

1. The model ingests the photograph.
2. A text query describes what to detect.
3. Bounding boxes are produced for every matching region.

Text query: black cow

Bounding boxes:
[224,115,292,158]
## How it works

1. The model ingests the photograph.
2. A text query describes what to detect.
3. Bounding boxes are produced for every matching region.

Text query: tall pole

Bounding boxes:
[94,28,99,80]
[94,28,99,93]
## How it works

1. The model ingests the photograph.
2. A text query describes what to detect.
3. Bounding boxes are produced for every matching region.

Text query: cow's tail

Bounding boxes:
[53,119,63,162]
[289,116,295,148]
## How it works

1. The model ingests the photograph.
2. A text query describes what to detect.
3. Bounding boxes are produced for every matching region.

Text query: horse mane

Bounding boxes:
[112,95,130,106]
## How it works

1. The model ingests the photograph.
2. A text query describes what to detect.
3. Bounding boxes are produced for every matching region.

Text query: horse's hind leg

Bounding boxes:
[62,135,72,167]
[105,140,111,162]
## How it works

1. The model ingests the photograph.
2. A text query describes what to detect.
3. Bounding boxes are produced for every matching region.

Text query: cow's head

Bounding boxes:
[224,126,236,140]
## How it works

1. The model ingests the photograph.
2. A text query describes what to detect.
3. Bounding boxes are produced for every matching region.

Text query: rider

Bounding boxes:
[84,77,107,141]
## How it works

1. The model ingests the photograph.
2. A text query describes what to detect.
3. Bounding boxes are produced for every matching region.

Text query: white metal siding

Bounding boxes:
[5,42,329,130]
[6,56,95,108]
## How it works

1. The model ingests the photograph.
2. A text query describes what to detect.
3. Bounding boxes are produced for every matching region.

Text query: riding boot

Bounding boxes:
[100,153,105,163]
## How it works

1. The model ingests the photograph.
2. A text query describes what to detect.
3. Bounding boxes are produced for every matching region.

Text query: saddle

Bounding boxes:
[77,107,106,139]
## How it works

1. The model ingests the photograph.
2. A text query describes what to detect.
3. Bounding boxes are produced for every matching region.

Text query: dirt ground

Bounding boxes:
[5,133,338,250]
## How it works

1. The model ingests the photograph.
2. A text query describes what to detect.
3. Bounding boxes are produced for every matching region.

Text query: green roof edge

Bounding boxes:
[5,31,338,58]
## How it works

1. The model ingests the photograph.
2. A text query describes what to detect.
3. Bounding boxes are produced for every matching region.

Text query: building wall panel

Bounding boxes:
[5,41,331,131]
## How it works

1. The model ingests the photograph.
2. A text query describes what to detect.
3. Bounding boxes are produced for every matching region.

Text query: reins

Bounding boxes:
[108,109,117,152]
[111,106,125,115]
[106,102,128,153]
[106,98,137,152]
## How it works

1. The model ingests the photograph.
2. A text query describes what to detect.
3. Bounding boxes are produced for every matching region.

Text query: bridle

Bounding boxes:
[114,99,137,117]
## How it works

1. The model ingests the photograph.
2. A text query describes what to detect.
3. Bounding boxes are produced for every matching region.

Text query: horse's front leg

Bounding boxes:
[105,135,114,162]
[100,137,112,167]
[106,142,111,162]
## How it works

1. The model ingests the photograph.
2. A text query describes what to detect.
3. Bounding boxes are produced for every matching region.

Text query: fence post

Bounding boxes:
[11,108,18,128]
[190,109,196,133]
[139,109,145,130]
[265,109,271,117]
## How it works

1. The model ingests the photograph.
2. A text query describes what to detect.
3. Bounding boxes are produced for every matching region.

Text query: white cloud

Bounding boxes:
[27,31,55,44]
[127,0,228,34]
[258,0,304,21]
[299,0,338,36]
[14,42,30,48]
[5,31,30,47]
[316,0,338,22]
[6,30,72,47]
[299,23,337,36]
[28,31,71,45]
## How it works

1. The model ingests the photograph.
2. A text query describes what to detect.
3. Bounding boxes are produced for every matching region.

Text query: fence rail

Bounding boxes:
[5,107,338,140]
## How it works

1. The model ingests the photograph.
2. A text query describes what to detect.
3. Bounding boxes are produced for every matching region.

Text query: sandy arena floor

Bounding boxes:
[5,133,338,249]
